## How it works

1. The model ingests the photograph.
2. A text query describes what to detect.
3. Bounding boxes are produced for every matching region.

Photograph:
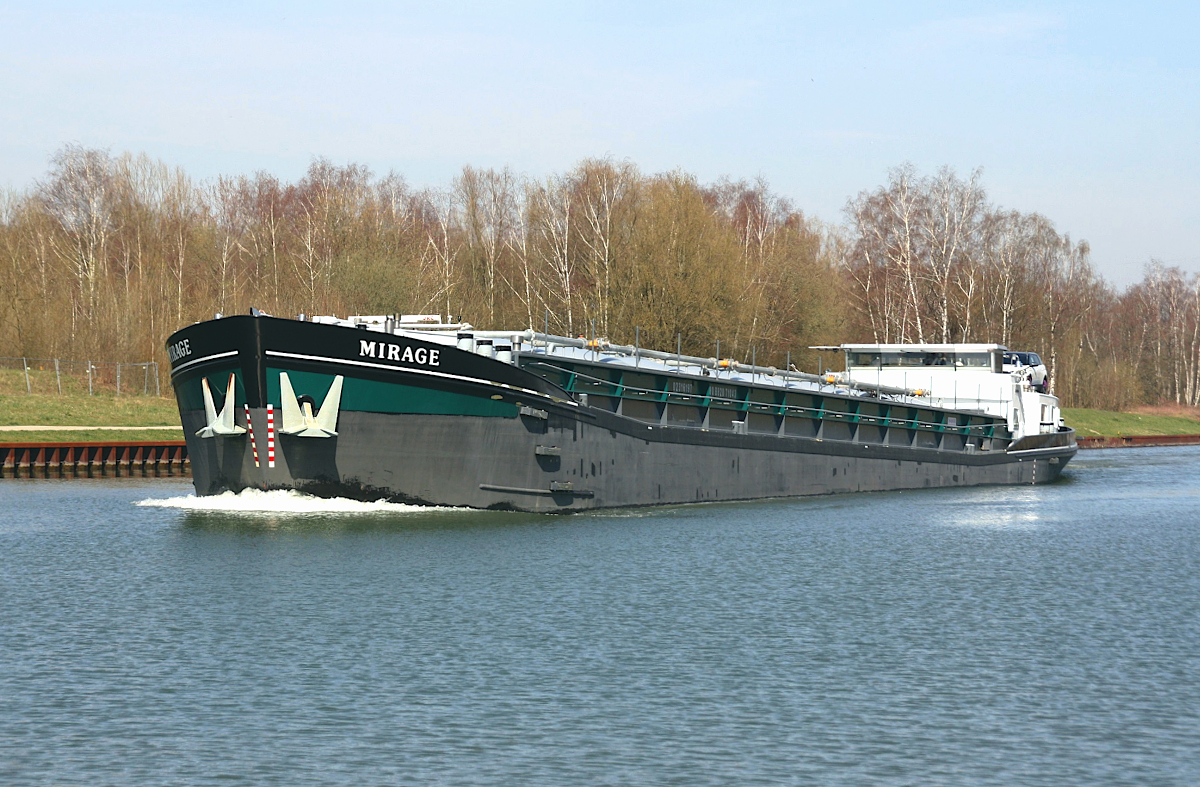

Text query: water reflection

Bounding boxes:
[940,486,1049,529]
[174,508,551,535]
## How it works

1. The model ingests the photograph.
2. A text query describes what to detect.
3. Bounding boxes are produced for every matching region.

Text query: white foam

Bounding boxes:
[136,488,456,515]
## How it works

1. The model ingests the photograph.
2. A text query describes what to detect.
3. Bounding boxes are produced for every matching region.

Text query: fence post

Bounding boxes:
[143,363,149,395]
[116,363,121,396]
[23,357,31,394]
[55,358,61,395]
[153,362,160,396]
[88,361,92,396]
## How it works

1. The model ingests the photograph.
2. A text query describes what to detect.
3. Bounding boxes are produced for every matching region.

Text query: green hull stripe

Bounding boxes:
[267,368,517,417]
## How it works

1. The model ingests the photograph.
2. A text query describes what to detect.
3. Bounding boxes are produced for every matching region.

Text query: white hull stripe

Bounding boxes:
[1005,443,1076,458]
[172,351,239,376]
[263,350,575,406]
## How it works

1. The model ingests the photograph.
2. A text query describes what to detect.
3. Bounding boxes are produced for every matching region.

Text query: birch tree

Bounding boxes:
[531,175,575,334]
[39,145,117,339]
[573,158,637,336]
[845,164,927,342]
[922,166,984,342]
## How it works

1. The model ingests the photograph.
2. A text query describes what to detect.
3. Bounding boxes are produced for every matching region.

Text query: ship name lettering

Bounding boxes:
[168,339,191,362]
[359,340,440,367]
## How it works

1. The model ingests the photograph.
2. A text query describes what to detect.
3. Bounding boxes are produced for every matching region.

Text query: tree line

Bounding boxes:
[1,145,1197,410]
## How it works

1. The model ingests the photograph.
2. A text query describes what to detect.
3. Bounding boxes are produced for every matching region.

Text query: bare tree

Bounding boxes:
[159,165,202,324]
[237,173,291,311]
[292,160,371,315]
[455,166,520,325]
[845,164,927,342]
[1031,216,1093,394]
[38,145,117,339]
[531,175,575,334]
[981,209,1037,345]
[921,166,984,342]
[419,188,460,320]
[500,184,550,329]
[574,158,637,336]
[211,176,249,314]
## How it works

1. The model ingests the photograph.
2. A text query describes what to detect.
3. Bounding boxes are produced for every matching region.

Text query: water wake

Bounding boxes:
[136,488,454,515]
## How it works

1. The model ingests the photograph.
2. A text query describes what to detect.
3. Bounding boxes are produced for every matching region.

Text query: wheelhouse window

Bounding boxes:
[955,352,991,368]
[881,351,949,367]
[847,349,1000,370]
[847,351,881,368]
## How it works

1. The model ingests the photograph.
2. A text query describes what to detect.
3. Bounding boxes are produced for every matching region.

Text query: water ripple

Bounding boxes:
[2,449,1199,785]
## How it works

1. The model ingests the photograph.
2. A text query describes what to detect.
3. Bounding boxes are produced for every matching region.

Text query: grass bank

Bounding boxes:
[0,393,183,441]
[1062,407,1200,438]
[2,429,185,442]
[0,393,179,426]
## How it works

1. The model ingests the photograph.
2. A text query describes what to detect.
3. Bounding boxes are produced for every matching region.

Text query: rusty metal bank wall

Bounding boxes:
[0,441,189,479]
[1076,434,1200,449]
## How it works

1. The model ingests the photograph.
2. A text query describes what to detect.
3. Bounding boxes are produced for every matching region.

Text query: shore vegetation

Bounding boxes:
[3,147,1199,412]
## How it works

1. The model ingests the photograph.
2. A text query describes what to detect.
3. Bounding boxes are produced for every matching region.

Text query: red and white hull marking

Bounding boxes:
[266,404,276,468]
[245,404,259,468]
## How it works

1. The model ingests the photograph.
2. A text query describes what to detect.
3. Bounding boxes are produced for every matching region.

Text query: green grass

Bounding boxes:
[0,428,185,442]
[0,392,183,442]
[0,393,180,427]
[1062,408,1200,438]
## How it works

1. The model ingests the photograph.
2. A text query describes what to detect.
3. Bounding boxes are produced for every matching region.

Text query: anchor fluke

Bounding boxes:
[197,373,247,437]
[279,372,343,437]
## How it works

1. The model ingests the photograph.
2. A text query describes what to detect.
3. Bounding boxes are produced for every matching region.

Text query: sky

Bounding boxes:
[1,1,1197,287]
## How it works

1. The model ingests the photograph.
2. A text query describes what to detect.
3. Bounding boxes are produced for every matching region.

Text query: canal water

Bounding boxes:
[2,447,1198,786]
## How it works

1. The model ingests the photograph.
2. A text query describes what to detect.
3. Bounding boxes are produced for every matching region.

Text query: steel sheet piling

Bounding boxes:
[0,441,190,479]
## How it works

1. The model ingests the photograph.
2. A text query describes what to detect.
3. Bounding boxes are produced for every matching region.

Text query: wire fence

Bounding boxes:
[0,357,162,396]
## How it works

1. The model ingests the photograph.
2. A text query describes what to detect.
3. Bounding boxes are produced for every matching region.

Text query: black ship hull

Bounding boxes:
[168,316,1077,512]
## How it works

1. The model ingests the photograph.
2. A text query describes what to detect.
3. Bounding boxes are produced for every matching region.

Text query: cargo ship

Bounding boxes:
[166,312,1077,512]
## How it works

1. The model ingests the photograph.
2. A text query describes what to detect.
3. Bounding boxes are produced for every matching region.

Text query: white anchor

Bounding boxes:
[197,373,247,437]
[279,372,344,438]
